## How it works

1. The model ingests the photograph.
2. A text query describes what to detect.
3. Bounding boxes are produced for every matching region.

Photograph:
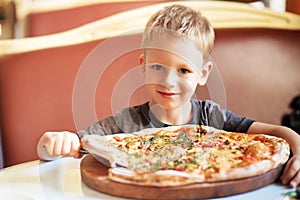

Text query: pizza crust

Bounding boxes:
[271,140,290,165]
[82,134,129,167]
[108,159,284,187]
[109,167,205,187]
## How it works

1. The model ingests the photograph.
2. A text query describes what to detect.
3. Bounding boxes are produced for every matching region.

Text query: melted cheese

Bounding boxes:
[109,126,280,174]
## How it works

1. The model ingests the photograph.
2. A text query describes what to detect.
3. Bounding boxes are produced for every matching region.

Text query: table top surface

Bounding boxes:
[0,156,294,200]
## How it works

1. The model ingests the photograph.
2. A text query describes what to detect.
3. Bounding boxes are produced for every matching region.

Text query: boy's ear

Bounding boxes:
[198,61,213,86]
[138,54,146,74]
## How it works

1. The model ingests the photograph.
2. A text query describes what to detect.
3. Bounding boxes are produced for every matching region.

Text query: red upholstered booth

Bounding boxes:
[19,0,167,37]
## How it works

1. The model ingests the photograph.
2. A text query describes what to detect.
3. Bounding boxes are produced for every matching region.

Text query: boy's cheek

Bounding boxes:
[144,74,163,84]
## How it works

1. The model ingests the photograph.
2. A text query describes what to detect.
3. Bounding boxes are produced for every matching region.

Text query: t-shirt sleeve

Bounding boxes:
[202,100,254,133]
[223,110,255,133]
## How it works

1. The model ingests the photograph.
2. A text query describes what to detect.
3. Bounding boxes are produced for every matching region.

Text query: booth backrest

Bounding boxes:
[17,0,167,37]
[209,28,300,122]
[0,35,145,167]
[0,1,300,167]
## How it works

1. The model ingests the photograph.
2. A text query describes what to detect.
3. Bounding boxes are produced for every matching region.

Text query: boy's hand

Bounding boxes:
[281,155,300,188]
[37,131,81,160]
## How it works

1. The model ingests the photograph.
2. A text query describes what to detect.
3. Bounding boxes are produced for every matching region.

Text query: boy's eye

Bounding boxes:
[151,64,165,71]
[178,68,191,74]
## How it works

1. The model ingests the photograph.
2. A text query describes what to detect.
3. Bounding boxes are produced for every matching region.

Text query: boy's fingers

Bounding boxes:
[61,137,72,156]
[281,156,300,186]
[281,159,293,184]
[70,138,81,158]
[43,136,55,156]
[290,166,300,188]
[43,132,62,156]
[53,134,65,156]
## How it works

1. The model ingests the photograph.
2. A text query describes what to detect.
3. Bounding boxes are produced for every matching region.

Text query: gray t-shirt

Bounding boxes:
[77,100,254,138]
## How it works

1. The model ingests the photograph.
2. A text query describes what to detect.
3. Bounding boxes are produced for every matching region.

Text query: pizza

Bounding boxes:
[82,125,290,187]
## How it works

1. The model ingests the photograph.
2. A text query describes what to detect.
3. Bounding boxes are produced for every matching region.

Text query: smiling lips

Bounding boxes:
[157,90,179,98]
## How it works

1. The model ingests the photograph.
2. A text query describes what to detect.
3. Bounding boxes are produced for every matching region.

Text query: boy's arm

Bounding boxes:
[247,122,300,155]
[247,122,300,188]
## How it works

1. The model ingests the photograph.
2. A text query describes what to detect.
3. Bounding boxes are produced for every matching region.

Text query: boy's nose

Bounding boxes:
[160,69,178,88]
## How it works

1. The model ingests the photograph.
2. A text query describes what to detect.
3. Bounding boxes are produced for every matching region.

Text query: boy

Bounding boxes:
[37,4,300,188]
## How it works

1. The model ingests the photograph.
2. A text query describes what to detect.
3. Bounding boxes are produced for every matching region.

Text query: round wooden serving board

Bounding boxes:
[80,154,283,200]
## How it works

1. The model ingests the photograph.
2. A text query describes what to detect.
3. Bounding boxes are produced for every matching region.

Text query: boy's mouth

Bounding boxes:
[157,90,179,98]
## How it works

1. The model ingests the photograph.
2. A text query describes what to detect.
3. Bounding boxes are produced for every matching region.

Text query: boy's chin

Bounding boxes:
[149,100,189,111]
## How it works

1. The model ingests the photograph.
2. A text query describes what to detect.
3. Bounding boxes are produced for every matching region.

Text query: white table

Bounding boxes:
[0,156,293,200]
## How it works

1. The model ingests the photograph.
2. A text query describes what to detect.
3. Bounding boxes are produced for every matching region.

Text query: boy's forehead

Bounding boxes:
[143,36,204,68]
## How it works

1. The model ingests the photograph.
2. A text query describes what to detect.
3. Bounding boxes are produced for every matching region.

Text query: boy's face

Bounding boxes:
[139,37,212,110]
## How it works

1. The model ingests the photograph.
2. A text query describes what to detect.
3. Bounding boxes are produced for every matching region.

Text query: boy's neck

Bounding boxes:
[149,101,192,125]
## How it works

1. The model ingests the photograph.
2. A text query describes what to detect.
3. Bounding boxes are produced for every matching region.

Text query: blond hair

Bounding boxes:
[142,4,215,62]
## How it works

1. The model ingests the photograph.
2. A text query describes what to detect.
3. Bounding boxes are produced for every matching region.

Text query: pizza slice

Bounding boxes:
[82,131,187,172]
